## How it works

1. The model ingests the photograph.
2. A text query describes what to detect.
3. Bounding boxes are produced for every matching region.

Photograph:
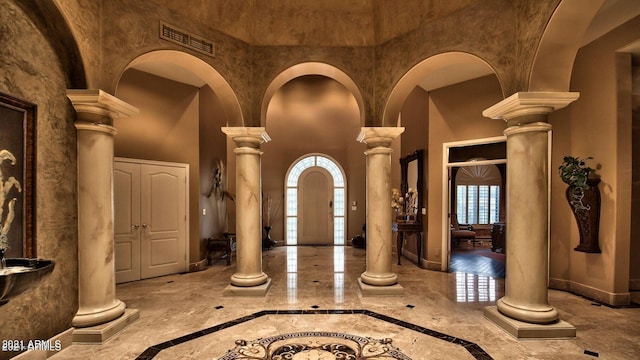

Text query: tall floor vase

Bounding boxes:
[262,226,276,250]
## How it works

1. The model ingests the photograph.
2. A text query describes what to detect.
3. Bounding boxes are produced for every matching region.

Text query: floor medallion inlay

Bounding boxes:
[219,332,412,360]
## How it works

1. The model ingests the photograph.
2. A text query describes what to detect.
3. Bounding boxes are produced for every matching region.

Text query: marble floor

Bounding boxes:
[50,246,640,359]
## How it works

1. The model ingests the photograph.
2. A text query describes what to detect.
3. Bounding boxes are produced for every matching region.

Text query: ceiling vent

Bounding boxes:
[160,21,215,57]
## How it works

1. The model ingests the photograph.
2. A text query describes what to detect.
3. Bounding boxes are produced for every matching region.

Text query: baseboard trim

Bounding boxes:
[549,278,630,306]
[401,249,418,264]
[423,259,441,271]
[189,258,209,272]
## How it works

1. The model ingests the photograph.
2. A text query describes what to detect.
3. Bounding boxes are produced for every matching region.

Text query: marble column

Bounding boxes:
[358,127,405,296]
[221,127,271,296]
[67,90,139,329]
[482,92,579,338]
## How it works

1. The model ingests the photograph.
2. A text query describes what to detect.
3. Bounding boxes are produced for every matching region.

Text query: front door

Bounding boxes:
[298,168,333,245]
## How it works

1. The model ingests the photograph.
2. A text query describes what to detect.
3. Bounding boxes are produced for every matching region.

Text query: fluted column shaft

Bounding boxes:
[358,127,404,287]
[68,90,138,327]
[222,127,270,288]
[483,92,579,324]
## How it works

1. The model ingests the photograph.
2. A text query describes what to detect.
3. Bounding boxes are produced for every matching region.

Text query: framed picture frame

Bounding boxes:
[0,92,36,258]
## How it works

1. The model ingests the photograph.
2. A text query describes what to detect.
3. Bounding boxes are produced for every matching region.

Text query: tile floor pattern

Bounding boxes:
[49,246,640,360]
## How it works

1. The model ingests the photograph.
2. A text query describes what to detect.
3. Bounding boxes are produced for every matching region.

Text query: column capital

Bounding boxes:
[357,127,404,148]
[483,92,579,122]
[67,89,138,125]
[222,127,271,148]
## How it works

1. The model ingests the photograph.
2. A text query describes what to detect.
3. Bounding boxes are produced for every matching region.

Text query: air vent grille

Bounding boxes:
[160,22,215,57]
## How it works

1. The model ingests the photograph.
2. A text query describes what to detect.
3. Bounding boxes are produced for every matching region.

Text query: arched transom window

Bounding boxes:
[285,154,346,245]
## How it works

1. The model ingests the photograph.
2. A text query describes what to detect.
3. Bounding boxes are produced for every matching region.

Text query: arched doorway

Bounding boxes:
[285,154,346,246]
[113,50,243,281]
[383,51,504,270]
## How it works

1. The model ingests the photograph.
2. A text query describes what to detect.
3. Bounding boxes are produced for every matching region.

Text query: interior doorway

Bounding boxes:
[285,154,346,246]
[443,137,506,278]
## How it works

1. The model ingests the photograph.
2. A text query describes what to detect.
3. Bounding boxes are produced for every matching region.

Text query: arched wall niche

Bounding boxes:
[382,51,502,127]
[261,62,366,127]
[116,50,244,126]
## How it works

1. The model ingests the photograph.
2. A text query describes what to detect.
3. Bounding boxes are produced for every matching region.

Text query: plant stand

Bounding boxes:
[566,178,601,253]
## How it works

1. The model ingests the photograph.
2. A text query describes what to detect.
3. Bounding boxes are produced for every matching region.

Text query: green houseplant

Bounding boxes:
[558,156,601,253]
[558,156,594,211]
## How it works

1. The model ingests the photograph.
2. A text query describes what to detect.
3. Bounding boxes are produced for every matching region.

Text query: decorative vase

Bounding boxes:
[262,226,276,250]
[566,177,601,253]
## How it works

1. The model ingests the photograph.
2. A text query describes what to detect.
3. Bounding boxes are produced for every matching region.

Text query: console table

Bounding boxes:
[395,222,422,266]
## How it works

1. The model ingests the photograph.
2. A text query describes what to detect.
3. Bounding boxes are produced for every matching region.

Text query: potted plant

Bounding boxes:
[558,156,601,253]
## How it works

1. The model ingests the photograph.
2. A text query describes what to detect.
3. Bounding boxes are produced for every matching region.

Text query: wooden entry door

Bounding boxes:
[115,159,188,283]
[298,168,333,245]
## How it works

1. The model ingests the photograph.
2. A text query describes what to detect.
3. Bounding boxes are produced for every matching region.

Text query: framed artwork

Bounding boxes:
[0,92,36,258]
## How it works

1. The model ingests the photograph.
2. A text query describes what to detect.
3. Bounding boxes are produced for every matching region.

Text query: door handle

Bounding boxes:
[141,224,149,229]
[132,224,140,230]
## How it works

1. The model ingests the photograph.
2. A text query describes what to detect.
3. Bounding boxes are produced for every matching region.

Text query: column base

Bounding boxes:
[484,306,575,339]
[72,299,126,328]
[72,308,139,344]
[359,271,398,286]
[497,297,559,324]
[223,278,272,297]
[358,278,404,296]
[230,272,269,287]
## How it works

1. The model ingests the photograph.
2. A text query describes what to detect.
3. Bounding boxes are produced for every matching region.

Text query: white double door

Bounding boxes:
[114,158,188,283]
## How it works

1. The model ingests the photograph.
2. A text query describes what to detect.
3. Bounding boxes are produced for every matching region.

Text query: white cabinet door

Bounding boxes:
[115,159,188,283]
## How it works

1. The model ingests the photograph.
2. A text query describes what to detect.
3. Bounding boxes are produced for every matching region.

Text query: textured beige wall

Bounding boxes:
[549,16,640,301]
[114,69,202,263]
[398,87,429,260]
[0,1,78,357]
[631,65,640,288]
[375,0,518,126]
[373,0,476,44]
[427,75,505,269]
[199,86,229,251]
[148,0,375,46]
[100,0,253,125]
